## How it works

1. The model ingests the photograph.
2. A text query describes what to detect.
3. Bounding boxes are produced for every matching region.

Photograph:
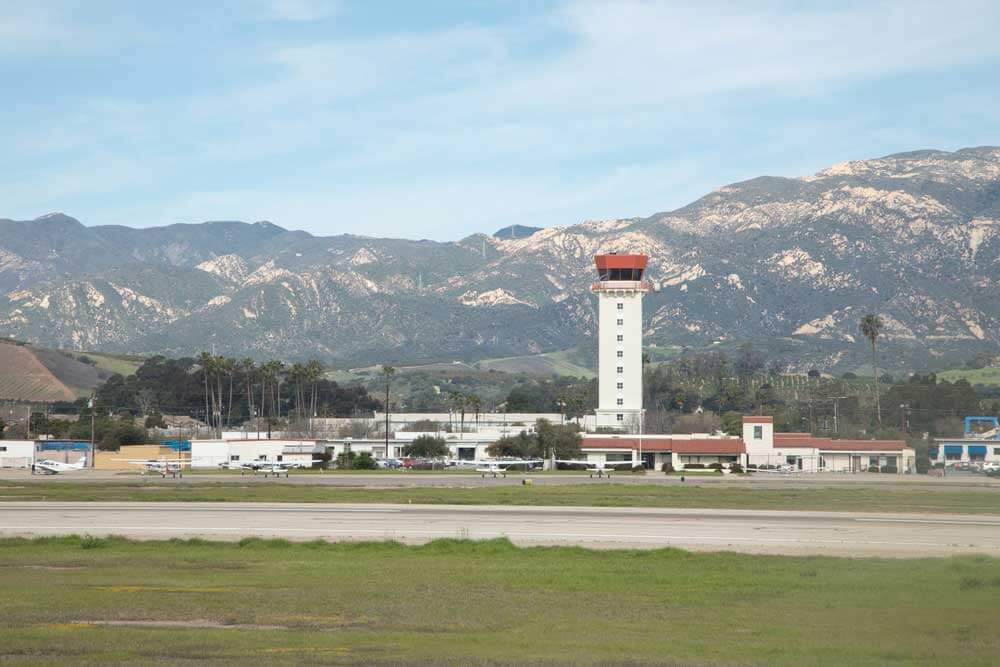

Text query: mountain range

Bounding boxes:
[2,146,999,373]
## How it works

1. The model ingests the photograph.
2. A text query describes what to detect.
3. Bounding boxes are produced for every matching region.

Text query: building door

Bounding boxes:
[851,456,861,473]
[641,452,655,470]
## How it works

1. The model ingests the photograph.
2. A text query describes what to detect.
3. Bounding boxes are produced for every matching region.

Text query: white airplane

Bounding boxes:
[753,464,796,474]
[117,458,191,478]
[450,458,542,478]
[555,458,643,478]
[33,454,88,474]
[223,459,324,477]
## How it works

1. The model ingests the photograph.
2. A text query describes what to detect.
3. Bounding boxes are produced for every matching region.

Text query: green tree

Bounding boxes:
[403,435,449,458]
[721,411,743,436]
[144,412,166,429]
[535,418,582,460]
[0,415,6,438]
[859,313,885,425]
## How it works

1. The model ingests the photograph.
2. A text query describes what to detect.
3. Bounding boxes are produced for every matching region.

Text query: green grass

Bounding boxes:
[475,348,595,378]
[3,480,999,514]
[937,366,1000,386]
[81,351,143,377]
[1,536,998,665]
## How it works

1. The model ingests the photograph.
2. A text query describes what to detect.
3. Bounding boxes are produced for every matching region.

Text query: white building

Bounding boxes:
[742,416,915,473]
[190,439,325,469]
[591,254,650,430]
[0,440,35,468]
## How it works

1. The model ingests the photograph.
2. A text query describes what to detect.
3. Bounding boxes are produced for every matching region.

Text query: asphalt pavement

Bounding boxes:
[2,501,999,557]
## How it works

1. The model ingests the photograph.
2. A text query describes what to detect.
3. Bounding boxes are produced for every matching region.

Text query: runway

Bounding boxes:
[3,501,999,557]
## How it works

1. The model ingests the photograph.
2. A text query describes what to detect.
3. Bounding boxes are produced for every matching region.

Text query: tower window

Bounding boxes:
[616,334,623,342]
[754,425,763,439]
[616,413,624,421]
[616,366,623,374]
[617,318,623,326]
[616,351,623,358]
[617,398,624,406]
[617,382,623,390]
[616,303,624,311]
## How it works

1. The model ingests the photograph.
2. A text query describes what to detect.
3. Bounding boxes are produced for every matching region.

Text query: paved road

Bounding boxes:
[3,468,998,490]
[3,501,999,557]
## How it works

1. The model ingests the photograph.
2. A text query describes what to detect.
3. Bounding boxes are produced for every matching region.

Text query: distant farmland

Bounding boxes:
[0,342,76,402]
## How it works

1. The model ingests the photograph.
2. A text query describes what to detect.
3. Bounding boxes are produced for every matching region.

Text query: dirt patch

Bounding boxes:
[68,619,287,630]
[94,585,229,593]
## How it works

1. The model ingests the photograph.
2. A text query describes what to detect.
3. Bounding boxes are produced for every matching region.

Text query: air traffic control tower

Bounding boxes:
[591,254,650,431]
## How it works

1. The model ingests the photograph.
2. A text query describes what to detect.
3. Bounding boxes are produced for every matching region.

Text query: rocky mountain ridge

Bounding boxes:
[2,146,999,372]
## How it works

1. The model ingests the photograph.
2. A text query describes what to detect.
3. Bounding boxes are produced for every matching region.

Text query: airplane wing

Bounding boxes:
[33,461,61,474]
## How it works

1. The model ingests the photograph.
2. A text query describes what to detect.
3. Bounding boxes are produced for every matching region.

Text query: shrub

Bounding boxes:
[684,463,705,469]
[631,465,646,474]
[880,466,898,474]
[661,462,674,474]
[352,452,378,470]
[403,435,449,458]
[730,463,744,474]
[867,466,880,473]
[707,462,723,470]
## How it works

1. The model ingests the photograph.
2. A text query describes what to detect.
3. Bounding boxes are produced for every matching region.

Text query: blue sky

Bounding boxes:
[2,1,999,240]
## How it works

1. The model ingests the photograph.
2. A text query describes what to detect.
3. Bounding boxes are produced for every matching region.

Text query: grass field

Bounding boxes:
[475,348,595,378]
[1,536,998,665]
[938,366,1000,386]
[79,351,143,377]
[3,480,999,514]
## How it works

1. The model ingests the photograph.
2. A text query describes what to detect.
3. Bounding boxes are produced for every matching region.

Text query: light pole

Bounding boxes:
[88,395,95,468]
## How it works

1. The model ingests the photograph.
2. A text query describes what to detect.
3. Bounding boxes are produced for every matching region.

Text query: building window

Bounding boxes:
[616,414,624,422]
[617,303,624,311]
[994,448,1000,456]
[617,318,623,326]
[617,398,624,406]
[230,455,240,461]
[617,382,623,390]
[616,366,623,374]
[753,425,762,440]
[617,334,623,342]
[0,446,6,452]
[617,351,623,358]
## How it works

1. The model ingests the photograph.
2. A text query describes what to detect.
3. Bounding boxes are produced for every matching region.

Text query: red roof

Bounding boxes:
[594,254,648,271]
[581,436,745,454]
[742,416,773,424]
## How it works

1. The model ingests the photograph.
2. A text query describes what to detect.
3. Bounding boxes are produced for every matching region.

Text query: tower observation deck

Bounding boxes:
[591,254,650,431]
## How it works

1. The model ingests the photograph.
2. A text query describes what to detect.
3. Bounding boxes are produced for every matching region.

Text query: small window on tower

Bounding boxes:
[617,351,624,358]
[616,334,623,342]
[617,318,623,326]
[617,382,623,390]
[617,398,624,406]
[616,414,624,422]
[616,366,623,374]
[754,425,763,440]
[617,303,624,311]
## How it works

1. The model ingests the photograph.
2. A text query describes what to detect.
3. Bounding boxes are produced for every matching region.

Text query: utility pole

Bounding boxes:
[88,395,95,468]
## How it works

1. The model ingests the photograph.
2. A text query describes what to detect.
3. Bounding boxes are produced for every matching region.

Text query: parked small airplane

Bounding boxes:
[450,458,542,478]
[222,459,323,477]
[117,458,191,478]
[33,454,88,474]
[554,458,642,478]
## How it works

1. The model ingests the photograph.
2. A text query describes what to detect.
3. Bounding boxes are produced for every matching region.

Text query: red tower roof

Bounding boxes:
[594,254,648,271]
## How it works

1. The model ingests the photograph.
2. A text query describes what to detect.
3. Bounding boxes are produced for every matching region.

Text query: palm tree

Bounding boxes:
[306,359,323,420]
[381,365,396,457]
[859,313,885,426]
[469,394,482,432]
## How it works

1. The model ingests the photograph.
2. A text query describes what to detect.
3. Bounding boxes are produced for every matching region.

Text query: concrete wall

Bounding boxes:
[94,445,190,470]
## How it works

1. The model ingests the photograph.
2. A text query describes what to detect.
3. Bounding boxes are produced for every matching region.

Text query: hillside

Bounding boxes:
[2,147,999,372]
[0,340,122,401]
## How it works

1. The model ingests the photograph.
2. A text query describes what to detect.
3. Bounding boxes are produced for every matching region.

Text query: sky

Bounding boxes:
[2,0,1000,241]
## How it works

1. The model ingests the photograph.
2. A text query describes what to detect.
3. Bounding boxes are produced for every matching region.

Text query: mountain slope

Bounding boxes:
[2,147,998,371]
